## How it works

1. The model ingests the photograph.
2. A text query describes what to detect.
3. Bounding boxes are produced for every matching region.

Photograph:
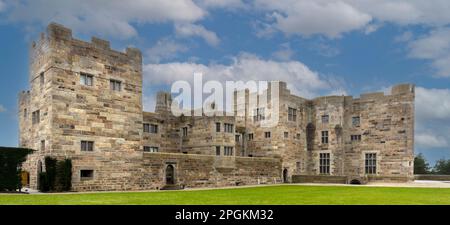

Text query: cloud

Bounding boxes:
[174,23,220,46]
[195,0,246,9]
[415,87,450,121]
[0,1,5,12]
[3,0,205,38]
[414,87,450,148]
[252,0,450,38]
[255,0,372,38]
[407,28,450,77]
[143,53,343,99]
[272,43,294,61]
[0,104,5,112]
[146,38,188,63]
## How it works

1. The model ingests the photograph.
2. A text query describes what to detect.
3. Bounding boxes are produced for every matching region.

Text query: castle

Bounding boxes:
[18,23,415,191]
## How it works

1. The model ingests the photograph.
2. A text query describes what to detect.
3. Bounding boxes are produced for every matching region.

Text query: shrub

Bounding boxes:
[39,157,72,192]
[0,147,34,192]
[55,159,72,192]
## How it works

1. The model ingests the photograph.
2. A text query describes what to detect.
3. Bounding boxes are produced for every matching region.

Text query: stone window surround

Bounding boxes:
[79,169,95,181]
[109,78,122,92]
[321,130,329,144]
[143,146,159,153]
[362,150,380,175]
[287,106,297,122]
[318,150,333,175]
[80,72,94,86]
[143,123,158,134]
[79,140,95,152]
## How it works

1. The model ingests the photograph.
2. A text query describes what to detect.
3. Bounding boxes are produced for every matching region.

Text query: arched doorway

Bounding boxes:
[166,165,175,185]
[350,179,361,185]
[283,169,289,183]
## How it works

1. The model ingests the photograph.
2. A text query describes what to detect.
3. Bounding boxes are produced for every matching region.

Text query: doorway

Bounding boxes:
[283,168,289,183]
[166,165,175,185]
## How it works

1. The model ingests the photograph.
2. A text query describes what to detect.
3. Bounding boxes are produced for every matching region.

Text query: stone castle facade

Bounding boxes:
[19,23,415,191]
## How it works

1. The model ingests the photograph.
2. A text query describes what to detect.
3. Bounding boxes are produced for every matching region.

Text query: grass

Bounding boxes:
[1,185,450,205]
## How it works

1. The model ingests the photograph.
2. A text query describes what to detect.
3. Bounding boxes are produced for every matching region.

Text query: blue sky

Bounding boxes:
[0,0,450,165]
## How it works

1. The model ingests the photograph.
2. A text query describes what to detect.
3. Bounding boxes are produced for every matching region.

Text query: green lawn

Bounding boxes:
[1,185,450,205]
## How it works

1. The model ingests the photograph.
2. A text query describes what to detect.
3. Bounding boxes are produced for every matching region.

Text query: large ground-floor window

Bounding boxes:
[319,153,330,174]
[365,153,377,174]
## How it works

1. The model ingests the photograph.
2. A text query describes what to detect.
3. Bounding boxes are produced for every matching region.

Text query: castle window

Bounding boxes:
[80,170,94,180]
[224,123,234,133]
[143,123,158,133]
[248,133,254,140]
[215,122,221,132]
[144,146,159,153]
[288,107,297,121]
[182,127,188,137]
[265,132,271,138]
[24,108,27,119]
[216,146,221,156]
[253,108,265,121]
[80,73,93,86]
[235,135,240,142]
[321,131,329,144]
[81,141,94,151]
[32,110,40,124]
[143,123,150,133]
[41,140,45,151]
[321,115,329,123]
[224,147,233,156]
[352,116,360,127]
[110,79,122,91]
[284,132,289,138]
[39,72,44,86]
[319,153,330,174]
[351,135,361,142]
[296,133,301,139]
[365,153,377,174]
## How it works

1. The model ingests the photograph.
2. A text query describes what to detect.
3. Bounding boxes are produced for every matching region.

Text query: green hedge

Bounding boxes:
[39,157,72,192]
[0,147,34,192]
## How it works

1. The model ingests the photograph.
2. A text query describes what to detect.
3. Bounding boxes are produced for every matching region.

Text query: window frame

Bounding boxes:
[365,153,377,175]
[80,72,94,86]
[81,140,94,152]
[319,153,331,175]
[80,170,94,180]
[110,79,122,92]
[321,115,329,124]
[288,107,297,121]
[321,131,329,144]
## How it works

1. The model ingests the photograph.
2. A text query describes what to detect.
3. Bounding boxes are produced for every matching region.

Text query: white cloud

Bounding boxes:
[255,0,372,38]
[4,0,205,38]
[174,23,220,46]
[407,28,450,77]
[272,43,294,61]
[0,1,5,12]
[195,0,246,9]
[414,87,450,148]
[415,87,450,121]
[0,104,6,112]
[143,53,342,99]
[415,133,448,148]
[146,38,188,63]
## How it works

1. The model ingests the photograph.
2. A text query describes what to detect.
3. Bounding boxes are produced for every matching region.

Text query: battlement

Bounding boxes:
[32,22,142,61]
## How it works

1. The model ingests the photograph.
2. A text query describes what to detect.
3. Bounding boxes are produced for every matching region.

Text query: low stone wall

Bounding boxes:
[71,153,282,191]
[415,175,450,181]
[292,175,347,184]
[139,153,283,190]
